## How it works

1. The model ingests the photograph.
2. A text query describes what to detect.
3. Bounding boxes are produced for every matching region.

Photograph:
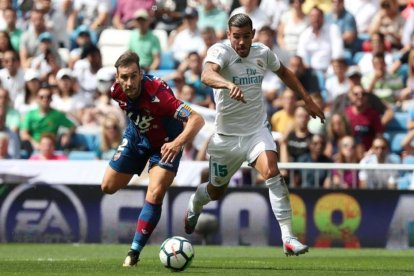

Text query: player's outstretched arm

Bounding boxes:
[202,62,246,103]
[160,110,205,164]
[275,64,325,123]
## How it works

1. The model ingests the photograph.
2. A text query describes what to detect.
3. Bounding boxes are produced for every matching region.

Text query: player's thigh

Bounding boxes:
[101,165,134,194]
[146,166,176,204]
[208,134,245,187]
[247,127,280,178]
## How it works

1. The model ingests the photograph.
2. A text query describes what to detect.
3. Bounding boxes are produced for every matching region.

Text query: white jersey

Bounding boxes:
[204,41,281,136]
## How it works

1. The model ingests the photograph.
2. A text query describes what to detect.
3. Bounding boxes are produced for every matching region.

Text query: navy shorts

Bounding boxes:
[109,126,182,175]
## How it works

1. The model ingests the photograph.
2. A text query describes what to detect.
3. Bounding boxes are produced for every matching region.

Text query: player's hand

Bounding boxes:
[304,98,325,124]
[160,142,182,164]
[229,84,246,103]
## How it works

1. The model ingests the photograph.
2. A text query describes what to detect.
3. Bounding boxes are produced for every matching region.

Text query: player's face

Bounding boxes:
[116,63,143,100]
[227,25,255,57]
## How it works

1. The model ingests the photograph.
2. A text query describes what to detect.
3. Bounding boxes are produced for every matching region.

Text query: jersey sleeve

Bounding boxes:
[266,46,281,72]
[110,82,128,110]
[203,43,229,69]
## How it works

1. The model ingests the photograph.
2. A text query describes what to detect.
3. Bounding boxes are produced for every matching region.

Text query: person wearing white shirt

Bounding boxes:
[0,50,25,104]
[230,0,272,36]
[296,6,344,72]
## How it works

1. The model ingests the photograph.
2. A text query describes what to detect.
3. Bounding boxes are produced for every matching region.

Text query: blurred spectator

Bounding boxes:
[302,0,332,14]
[199,26,219,60]
[345,85,383,153]
[181,136,200,161]
[112,0,156,30]
[197,0,228,40]
[0,49,25,103]
[51,68,86,121]
[297,6,344,72]
[14,68,41,115]
[280,105,311,163]
[358,32,394,76]
[67,0,111,35]
[154,0,187,34]
[332,66,395,127]
[362,52,404,104]
[270,88,296,137]
[128,9,161,72]
[0,0,12,30]
[359,135,399,189]
[68,25,93,69]
[179,51,214,108]
[0,87,19,133]
[230,0,271,38]
[19,9,59,69]
[0,105,20,158]
[93,66,126,129]
[170,6,205,65]
[368,0,404,50]
[297,134,332,188]
[20,84,76,154]
[3,8,23,52]
[324,112,353,157]
[30,32,63,81]
[402,3,414,48]
[72,44,102,104]
[177,83,196,104]
[390,32,414,75]
[95,116,122,160]
[29,133,68,160]
[34,0,69,48]
[260,0,288,31]
[344,0,378,34]
[287,55,321,93]
[325,58,349,105]
[326,0,358,54]
[0,131,10,159]
[0,30,13,67]
[331,135,360,189]
[277,0,309,57]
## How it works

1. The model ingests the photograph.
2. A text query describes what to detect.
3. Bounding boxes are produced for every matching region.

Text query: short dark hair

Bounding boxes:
[114,50,140,70]
[81,44,100,59]
[228,13,253,30]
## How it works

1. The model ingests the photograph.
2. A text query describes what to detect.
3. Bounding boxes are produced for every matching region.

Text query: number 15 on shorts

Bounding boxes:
[213,163,228,177]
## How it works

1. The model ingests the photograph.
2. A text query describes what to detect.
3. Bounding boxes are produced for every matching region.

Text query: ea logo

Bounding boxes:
[0,183,87,242]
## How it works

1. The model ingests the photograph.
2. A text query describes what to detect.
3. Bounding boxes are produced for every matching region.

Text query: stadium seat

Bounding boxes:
[158,51,176,70]
[148,69,177,87]
[385,112,408,132]
[71,133,98,151]
[352,52,365,65]
[153,29,169,52]
[68,150,97,160]
[98,29,131,67]
[385,132,406,155]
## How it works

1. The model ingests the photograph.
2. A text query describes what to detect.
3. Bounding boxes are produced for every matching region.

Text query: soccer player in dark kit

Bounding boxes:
[100,51,205,267]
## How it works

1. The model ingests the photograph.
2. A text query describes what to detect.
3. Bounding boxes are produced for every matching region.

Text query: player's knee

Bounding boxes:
[262,167,279,180]
[147,187,165,204]
[101,181,116,194]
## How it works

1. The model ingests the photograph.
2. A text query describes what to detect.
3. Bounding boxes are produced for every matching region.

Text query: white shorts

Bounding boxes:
[207,125,277,187]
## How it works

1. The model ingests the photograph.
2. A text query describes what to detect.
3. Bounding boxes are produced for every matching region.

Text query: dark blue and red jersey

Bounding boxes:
[111,74,192,149]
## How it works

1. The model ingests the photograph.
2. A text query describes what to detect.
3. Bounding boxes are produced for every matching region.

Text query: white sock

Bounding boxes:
[189,182,211,214]
[266,175,293,241]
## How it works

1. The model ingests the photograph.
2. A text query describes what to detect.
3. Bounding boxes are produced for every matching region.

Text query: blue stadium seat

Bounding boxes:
[158,51,176,70]
[148,69,177,88]
[386,132,406,155]
[68,151,97,160]
[385,112,408,132]
[71,133,98,151]
[352,52,365,65]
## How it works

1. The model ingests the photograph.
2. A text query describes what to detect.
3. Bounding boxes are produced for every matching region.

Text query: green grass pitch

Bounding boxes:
[1,244,413,275]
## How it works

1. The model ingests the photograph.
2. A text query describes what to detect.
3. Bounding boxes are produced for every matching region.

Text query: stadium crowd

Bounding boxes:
[0,0,414,189]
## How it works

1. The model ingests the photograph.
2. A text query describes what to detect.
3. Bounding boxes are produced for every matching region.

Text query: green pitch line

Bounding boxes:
[0,244,413,276]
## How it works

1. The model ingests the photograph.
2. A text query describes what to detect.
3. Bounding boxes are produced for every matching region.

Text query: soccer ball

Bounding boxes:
[159,236,194,271]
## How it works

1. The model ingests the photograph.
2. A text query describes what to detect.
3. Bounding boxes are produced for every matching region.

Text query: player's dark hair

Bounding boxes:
[228,13,253,30]
[115,50,140,70]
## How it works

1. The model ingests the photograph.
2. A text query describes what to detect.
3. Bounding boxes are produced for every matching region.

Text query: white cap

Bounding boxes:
[56,68,73,80]
[97,67,116,82]
[24,69,40,82]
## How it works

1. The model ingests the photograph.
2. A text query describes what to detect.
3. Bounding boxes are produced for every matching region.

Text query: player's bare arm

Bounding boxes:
[275,63,325,123]
[160,110,205,163]
[202,62,246,103]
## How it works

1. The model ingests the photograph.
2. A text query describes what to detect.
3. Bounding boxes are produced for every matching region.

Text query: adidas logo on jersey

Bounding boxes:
[151,96,160,103]
[235,58,242,63]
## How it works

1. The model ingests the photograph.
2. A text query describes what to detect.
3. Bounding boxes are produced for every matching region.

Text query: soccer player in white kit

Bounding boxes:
[184,13,325,256]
